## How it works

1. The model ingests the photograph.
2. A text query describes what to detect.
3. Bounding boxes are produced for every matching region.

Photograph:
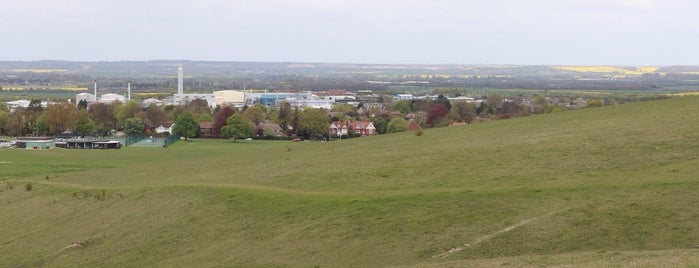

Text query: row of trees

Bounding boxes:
[0,98,212,137]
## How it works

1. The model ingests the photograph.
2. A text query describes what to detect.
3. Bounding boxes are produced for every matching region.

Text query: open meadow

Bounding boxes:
[1,97,698,267]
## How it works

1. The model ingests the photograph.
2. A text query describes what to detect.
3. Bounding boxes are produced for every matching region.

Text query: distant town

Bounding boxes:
[0,61,694,149]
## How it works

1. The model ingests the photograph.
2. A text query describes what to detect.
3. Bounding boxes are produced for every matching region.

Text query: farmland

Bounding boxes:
[1,97,698,267]
[551,65,659,75]
[3,61,699,96]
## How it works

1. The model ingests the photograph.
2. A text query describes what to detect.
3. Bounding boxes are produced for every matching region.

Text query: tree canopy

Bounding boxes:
[387,117,408,133]
[45,102,79,135]
[213,106,235,136]
[297,108,329,139]
[221,114,252,142]
[173,111,199,140]
[124,117,145,136]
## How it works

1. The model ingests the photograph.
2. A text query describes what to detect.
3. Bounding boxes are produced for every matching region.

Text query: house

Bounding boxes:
[349,121,376,136]
[155,124,173,135]
[258,123,286,137]
[199,122,215,137]
[329,121,348,137]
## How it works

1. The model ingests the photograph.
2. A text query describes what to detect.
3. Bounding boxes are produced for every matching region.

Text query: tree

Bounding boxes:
[0,103,8,135]
[371,117,388,134]
[242,105,266,126]
[587,99,604,108]
[392,100,411,114]
[117,101,141,129]
[28,99,43,113]
[88,103,117,134]
[426,103,450,127]
[411,99,433,113]
[198,113,214,123]
[34,114,49,136]
[297,108,329,139]
[4,108,26,136]
[500,100,527,118]
[74,110,96,136]
[436,94,452,110]
[0,110,7,135]
[213,106,235,136]
[77,99,88,110]
[185,98,211,119]
[483,93,503,116]
[142,103,169,129]
[448,102,476,123]
[221,114,252,142]
[173,111,198,141]
[387,117,408,133]
[45,102,79,135]
[278,102,294,133]
[124,117,145,136]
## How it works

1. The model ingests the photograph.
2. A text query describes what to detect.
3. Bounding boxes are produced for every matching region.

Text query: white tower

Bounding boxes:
[177,65,183,96]
[93,80,98,101]
[127,82,131,101]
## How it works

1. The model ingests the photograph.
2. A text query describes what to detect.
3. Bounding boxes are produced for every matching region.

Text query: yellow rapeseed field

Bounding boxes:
[552,66,658,75]
[10,69,68,73]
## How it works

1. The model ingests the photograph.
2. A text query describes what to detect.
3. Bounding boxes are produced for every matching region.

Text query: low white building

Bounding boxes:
[76,93,97,104]
[141,98,164,106]
[170,93,216,108]
[99,93,126,104]
[6,100,49,112]
[6,100,31,112]
[285,97,335,109]
[448,96,476,103]
[394,94,414,100]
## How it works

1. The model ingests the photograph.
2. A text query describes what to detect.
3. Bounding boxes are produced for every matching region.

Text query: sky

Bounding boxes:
[1,0,698,65]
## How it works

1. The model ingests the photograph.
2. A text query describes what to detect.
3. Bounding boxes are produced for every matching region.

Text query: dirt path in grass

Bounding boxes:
[433,210,560,259]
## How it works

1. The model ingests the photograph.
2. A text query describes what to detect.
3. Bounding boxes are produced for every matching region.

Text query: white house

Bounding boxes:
[155,124,173,134]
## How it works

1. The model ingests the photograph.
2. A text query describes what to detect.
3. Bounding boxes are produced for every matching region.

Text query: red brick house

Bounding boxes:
[349,121,376,136]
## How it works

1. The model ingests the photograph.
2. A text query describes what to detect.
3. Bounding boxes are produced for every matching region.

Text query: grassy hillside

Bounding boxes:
[1,97,698,267]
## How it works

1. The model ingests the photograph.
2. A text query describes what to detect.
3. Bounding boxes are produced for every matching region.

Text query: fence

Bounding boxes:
[129,134,180,147]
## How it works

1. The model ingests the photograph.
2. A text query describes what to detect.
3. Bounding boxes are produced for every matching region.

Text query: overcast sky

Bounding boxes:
[1,0,697,65]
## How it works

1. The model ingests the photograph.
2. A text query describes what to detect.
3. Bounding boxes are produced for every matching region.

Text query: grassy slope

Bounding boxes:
[1,97,698,267]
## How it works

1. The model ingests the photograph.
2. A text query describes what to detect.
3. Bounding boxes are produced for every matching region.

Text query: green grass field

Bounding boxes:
[1,97,698,267]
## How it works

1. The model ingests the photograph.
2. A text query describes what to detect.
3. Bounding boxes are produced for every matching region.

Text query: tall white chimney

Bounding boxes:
[177,65,183,96]
[94,80,98,101]
[127,82,131,101]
